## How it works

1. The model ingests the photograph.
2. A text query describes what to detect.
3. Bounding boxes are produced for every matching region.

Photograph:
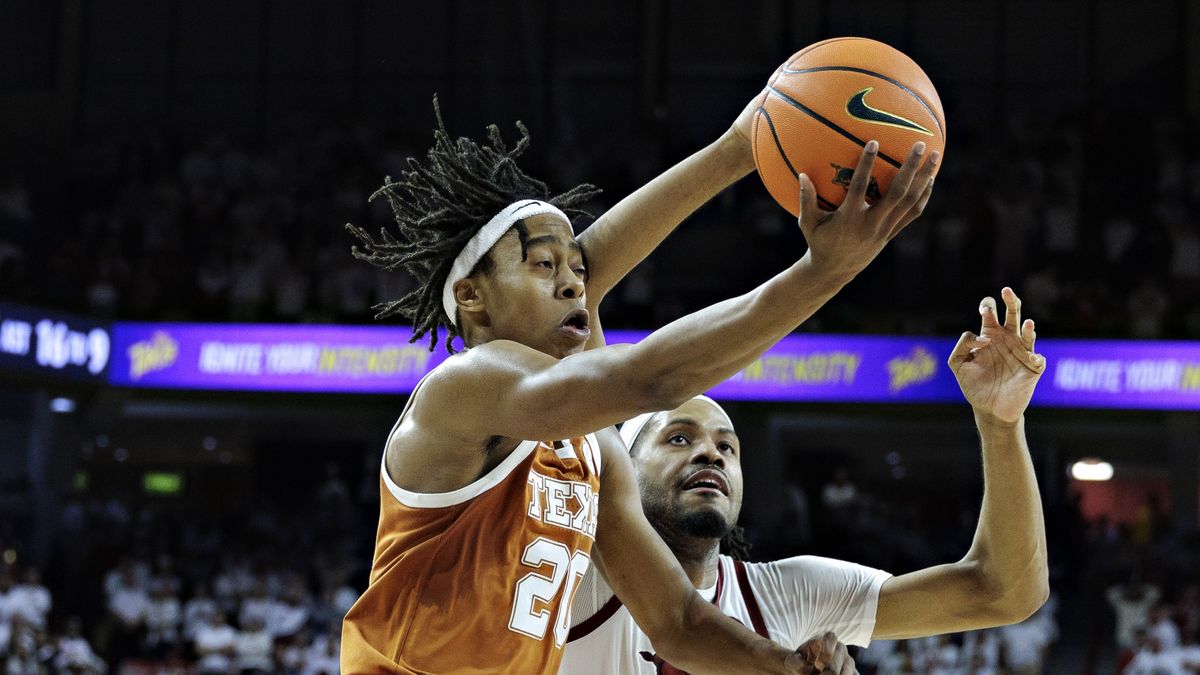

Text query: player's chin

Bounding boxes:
[677,505,733,540]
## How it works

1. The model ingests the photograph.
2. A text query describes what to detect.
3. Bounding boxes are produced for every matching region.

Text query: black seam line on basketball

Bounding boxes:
[761,106,835,210]
[759,106,799,180]
[765,86,903,169]
[780,65,944,136]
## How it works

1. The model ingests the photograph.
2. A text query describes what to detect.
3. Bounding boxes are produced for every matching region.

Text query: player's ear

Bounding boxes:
[454,278,487,318]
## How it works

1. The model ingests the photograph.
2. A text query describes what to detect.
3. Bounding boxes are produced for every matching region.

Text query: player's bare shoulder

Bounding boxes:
[384,341,548,493]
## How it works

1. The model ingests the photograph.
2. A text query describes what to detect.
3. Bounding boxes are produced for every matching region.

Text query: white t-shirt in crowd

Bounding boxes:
[301,641,340,675]
[145,596,182,632]
[194,623,237,672]
[1126,648,1187,675]
[235,629,275,671]
[1150,616,1181,650]
[998,617,1054,670]
[7,584,51,628]
[1107,584,1161,649]
[183,597,218,639]
[109,588,150,625]
[559,554,890,675]
[55,636,101,671]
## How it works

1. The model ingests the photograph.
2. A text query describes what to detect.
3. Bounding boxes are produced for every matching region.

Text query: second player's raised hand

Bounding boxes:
[796,140,938,284]
[784,632,858,675]
[948,287,1047,424]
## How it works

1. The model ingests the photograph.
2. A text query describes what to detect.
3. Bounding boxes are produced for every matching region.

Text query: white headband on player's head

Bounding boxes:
[441,199,573,327]
[618,395,729,454]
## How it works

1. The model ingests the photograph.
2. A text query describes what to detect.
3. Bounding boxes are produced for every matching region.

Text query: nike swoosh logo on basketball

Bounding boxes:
[845,88,934,136]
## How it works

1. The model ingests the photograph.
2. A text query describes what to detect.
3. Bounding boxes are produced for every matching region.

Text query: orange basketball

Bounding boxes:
[752,37,946,215]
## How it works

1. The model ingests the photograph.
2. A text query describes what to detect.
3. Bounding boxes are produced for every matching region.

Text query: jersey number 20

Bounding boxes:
[508,537,591,647]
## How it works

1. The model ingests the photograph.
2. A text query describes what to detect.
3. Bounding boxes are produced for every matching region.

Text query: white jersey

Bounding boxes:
[559,554,891,675]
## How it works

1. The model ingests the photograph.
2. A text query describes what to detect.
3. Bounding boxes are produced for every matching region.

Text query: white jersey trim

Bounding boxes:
[381,439,539,509]
[378,363,602,509]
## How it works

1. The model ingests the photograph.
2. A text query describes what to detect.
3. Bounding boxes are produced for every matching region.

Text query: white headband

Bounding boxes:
[441,199,572,327]
[618,395,728,452]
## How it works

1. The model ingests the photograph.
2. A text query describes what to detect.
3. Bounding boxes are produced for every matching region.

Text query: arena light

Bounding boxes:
[49,397,76,413]
[143,472,184,496]
[1071,459,1114,482]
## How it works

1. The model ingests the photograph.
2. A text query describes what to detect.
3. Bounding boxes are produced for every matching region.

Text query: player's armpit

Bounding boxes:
[592,429,793,674]
[872,561,1040,640]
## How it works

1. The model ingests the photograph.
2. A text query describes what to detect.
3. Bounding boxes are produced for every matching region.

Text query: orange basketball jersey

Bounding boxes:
[341,405,603,674]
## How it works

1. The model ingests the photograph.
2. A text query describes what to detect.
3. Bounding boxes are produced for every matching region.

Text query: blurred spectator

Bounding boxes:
[300,634,340,675]
[1107,580,1161,651]
[997,604,1058,674]
[183,583,218,641]
[104,565,149,666]
[193,611,237,675]
[54,617,105,674]
[1148,603,1182,651]
[1126,635,1186,675]
[8,567,51,630]
[143,581,182,656]
[821,467,858,512]
[233,616,274,674]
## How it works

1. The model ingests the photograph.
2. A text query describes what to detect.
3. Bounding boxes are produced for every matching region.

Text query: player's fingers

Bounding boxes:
[888,175,934,241]
[1023,319,1037,352]
[980,297,1001,332]
[788,645,824,675]
[797,173,821,236]
[880,141,925,210]
[1002,287,1022,334]
[833,641,854,675]
[948,331,991,366]
[783,652,817,674]
[800,632,835,671]
[844,141,878,207]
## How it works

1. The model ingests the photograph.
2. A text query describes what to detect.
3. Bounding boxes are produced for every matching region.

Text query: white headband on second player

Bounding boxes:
[618,395,728,452]
[441,199,573,327]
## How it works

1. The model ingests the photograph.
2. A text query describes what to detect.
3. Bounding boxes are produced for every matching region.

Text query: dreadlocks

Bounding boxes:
[345,97,601,353]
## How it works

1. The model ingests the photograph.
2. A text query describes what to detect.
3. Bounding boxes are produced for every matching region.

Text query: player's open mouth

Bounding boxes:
[681,469,729,496]
[559,308,591,341]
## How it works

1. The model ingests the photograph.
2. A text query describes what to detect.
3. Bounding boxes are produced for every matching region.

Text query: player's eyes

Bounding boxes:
[719,442,735,454]
[573,267,587,277]
[668,434,689,445]
[537,260,553,269]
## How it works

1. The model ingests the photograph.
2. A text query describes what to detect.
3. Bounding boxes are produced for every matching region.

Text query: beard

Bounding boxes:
[640,482,735,543]
[678,508,732,539]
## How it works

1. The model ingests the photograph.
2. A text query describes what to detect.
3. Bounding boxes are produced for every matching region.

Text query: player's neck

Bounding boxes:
[661,532,721,589]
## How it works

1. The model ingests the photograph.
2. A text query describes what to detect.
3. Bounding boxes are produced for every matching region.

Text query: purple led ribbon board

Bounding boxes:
[107,323,1200,410]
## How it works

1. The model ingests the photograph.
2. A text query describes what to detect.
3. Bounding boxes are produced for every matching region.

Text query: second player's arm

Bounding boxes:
[872,289,1050,639]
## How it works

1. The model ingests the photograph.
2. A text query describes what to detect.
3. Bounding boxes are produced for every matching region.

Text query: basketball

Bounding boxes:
[752,37,946,215]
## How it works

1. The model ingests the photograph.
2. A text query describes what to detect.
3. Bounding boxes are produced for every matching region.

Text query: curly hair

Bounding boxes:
[345,97,600,352]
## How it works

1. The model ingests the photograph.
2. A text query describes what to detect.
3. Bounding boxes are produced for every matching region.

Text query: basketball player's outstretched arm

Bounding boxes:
[432,141,937,442]
[872,288,1049,638]
[590,427,847,674]
[575,95,759,316]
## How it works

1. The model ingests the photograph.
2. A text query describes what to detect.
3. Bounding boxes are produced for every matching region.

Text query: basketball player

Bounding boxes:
[339,96,937,673]
[560,288,1049,674]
